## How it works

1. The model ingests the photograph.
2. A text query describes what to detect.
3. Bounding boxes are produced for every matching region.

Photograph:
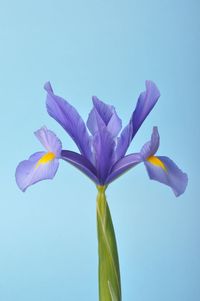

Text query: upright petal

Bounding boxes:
[115,124,132,160]
[87,96,122,138]
[140,126,160,159]
[61,150,99,184]
[106,111,122,138]
[44,82,92,162]
[93,125,115,184]
[92,96,113,125]
[131,81,160,137]
[87,106,116,182]
[16,152,59,192]
[34,126,62,157]
[87,108,105,136]
[144,156,188,197]
[116,81,160,159]
[106,153,142,184]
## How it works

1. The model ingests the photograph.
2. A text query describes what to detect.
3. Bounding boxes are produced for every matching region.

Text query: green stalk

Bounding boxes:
[96,185,121,301]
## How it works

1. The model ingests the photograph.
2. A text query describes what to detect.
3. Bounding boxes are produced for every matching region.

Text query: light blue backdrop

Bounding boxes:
[0,0,199,300]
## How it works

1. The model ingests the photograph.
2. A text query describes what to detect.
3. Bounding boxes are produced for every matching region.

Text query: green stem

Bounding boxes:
[96,186,121,301]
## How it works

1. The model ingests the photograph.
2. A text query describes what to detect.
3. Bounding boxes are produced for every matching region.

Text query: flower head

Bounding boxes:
[16,81,188,196]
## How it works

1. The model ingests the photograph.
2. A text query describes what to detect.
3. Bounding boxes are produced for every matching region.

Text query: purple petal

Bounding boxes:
[87,103,117,183]
[106,153,142,184]
[34,126,62,157]
[144,156,188,197]
[106,111,122,138]
[29,151,46,161]
[93,126,115,184]
[115,124,133,160]
[87,108,105,136]
[15,152,59,192]
[92,96,114,125]
[116,81,160,159]
[44,82,92,162]
[87,96,122,137]
[61,150,99,184]
[140,126,160,159]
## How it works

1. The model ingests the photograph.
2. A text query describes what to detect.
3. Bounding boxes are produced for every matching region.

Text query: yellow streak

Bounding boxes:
[35,152,56,168]
[147,156,167,172]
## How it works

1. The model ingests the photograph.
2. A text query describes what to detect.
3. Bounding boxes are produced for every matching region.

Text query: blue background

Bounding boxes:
[0,0,199,300]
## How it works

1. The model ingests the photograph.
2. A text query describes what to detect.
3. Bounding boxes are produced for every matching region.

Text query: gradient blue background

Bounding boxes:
[0,0,199,300]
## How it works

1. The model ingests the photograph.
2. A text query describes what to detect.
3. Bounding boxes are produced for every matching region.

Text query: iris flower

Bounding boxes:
[16,81,187,195]
[15,81,188,301]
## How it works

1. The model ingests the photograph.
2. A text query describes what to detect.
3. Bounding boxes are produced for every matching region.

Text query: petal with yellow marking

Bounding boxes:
[147,155,167,172]
[144,155,188,196]
[16,151,59,192]
[35,152,56,168]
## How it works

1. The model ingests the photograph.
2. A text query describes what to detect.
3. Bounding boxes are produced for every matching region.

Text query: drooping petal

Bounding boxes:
[44,82,92,162]
[34,126,62,157]
[144,156,188,196]
[106,153,142,184]
[116,81,160,159]
[140,126,160,159]
[61,150,99,184]
[87,96,122,138]
[15,151,59,192]
[29,151,46,161]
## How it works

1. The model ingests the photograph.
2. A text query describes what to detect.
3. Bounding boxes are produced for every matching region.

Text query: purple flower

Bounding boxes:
[15,81,188,196]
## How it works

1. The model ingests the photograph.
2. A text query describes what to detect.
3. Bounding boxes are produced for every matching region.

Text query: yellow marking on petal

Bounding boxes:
[35,152,56,169]
[147,156,167,172]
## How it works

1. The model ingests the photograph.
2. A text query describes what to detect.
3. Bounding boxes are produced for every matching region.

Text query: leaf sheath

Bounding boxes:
[96,186,121,301]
